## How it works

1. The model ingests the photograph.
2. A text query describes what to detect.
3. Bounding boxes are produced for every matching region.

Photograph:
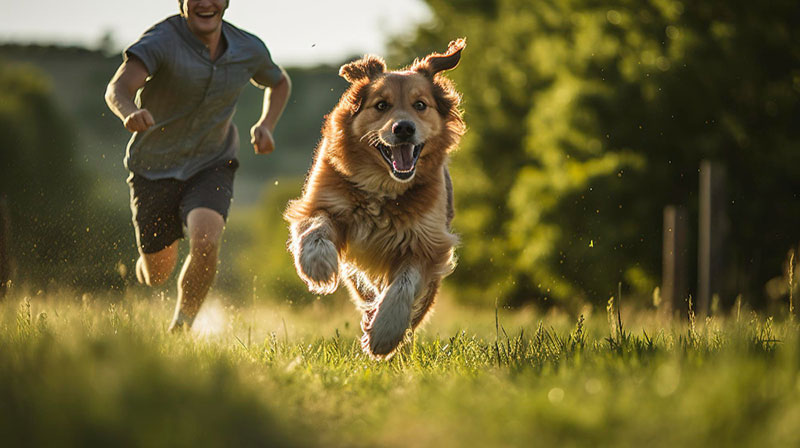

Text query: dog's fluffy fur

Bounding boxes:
[285,39,466,359]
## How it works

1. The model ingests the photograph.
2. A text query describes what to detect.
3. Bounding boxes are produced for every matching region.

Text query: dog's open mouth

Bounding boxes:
[373,142,424,181]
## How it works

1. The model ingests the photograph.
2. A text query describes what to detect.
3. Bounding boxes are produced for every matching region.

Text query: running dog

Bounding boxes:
[285,39,466,359]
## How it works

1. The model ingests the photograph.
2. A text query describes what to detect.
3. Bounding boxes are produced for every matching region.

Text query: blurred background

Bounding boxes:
[1,0,798,314]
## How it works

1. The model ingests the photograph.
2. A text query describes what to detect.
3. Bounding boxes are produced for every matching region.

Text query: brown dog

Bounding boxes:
[284,40,466,359]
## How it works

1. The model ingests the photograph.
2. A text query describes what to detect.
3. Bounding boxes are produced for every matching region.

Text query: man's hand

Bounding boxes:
[250,123,275,154]
[124,109,155,133]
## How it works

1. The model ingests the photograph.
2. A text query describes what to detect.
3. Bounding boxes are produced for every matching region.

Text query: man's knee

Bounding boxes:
[190,232,220,259]
[186,208,225,257]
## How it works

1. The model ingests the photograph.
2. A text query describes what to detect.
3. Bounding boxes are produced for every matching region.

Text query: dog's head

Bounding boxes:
[327,39,466,189]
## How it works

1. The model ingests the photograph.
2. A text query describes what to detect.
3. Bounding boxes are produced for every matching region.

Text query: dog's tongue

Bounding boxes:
[391,144,415,172]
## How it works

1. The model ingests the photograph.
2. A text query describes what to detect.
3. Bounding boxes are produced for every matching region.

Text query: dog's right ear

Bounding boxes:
[412,38,466,77]
[339,56,386,83]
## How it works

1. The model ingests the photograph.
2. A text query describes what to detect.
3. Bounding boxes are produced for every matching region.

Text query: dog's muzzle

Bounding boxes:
[373,141,424,181]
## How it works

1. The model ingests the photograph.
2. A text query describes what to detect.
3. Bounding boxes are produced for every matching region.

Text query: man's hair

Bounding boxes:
[178,0,230,14]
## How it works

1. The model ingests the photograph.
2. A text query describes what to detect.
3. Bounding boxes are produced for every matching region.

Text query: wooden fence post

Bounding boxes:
[0,194,11,298]
[698,160,727,316]
[662,205,688,317]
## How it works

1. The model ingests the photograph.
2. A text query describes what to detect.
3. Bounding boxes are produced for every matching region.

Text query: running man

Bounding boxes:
[105,0,291,330]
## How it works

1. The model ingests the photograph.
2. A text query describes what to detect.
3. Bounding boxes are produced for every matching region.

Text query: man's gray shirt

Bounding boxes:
[123,15,283,180]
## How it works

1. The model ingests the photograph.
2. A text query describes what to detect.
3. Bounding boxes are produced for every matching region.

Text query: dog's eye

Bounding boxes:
[375,101,389,111]
[413,101,427,111]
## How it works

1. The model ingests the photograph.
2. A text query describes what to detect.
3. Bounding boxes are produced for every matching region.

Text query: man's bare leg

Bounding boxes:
[136,241,179,286]
[169,207,225,332]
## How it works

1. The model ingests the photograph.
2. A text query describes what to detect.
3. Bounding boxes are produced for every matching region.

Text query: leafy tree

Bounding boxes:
[0,61,131,290]
[396,0,800,308]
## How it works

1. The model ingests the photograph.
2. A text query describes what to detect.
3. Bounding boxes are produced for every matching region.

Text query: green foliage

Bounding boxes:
[232,178,327,305]
[1,295,799,447]
[396,0,800,307]
[0,61,132,290]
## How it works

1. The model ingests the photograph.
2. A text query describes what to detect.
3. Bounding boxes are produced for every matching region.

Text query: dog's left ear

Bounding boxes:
[339,56,387,83]
[413,38,466,77]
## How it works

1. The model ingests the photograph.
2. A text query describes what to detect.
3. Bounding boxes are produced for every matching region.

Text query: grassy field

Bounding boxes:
[1,290,798,447]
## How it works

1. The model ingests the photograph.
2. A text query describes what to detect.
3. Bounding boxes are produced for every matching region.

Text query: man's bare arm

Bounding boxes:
[250,69,292,154]
[104,57,155,133]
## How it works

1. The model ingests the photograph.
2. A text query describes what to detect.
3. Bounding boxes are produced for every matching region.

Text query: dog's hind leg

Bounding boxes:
[410,278,441,330]
[342,269,381,332]
[344,269,378,304]
[444,166,454,229]
[361,266,421,359]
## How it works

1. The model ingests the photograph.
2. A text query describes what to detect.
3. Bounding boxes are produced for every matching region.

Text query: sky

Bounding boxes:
[1,0,433,67]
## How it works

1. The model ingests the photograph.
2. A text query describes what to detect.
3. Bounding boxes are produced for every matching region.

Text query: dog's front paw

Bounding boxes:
[297,235,339,294]
[361,294,412,359]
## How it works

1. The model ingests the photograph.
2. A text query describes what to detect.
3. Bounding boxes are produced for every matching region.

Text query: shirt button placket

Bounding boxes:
[189,63,214,152]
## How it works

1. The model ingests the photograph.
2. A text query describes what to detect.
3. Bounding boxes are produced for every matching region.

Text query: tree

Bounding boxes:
[396,0,800,308]
[0,61,130,290]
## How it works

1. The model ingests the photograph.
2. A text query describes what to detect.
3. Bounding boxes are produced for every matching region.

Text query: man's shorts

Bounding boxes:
[127,159,239,254]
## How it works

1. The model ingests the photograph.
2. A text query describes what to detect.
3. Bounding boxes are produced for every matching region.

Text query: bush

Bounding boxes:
[0,61,133,292]
[395,0,800,308]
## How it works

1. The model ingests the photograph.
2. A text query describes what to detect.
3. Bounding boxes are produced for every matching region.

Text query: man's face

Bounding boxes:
[182,0,228,38]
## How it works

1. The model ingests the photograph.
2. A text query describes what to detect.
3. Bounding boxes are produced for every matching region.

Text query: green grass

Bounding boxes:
[1,291,799,447]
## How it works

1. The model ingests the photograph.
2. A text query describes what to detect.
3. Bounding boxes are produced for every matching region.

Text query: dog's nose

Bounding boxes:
[392,121,416,140]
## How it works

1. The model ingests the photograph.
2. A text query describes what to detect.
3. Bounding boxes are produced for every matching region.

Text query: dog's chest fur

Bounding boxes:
[352,195,393,230]
[329,185,454,278]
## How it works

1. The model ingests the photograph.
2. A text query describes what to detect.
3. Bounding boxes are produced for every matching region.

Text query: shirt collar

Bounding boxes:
[170,14,232,62]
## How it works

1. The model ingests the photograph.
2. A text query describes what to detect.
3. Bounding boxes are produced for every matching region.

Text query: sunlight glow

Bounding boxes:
[191,297,227,338]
